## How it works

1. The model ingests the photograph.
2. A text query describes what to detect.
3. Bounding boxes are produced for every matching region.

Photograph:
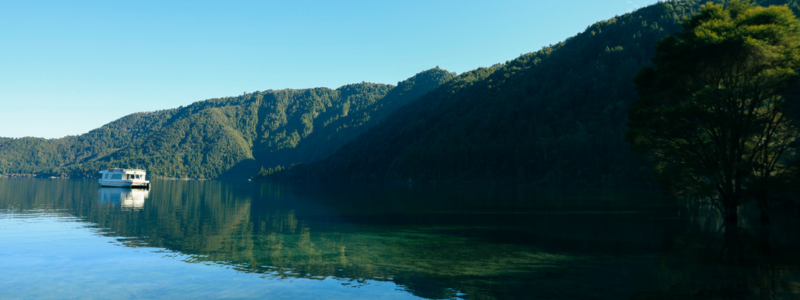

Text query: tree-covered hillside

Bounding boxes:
[0,68,455,179]
[261,0,800,186]
[6,0,799,185]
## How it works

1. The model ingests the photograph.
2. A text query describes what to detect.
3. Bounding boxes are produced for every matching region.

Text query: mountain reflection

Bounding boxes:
[2,178,800,299]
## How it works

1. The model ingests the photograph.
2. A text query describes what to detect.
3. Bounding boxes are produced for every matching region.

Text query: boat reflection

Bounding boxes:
[98,187,149,211]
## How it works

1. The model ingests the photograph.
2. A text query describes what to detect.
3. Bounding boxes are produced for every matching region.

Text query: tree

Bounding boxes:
[626,0,800,224]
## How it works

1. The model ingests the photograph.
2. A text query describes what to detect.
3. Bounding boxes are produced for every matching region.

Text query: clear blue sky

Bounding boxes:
[0,0,659,139]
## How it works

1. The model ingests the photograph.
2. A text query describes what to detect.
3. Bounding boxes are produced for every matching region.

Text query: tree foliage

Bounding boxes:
[625,0,800,222]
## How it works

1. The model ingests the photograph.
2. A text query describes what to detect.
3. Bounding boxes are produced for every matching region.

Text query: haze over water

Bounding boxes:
[1,178,799,299]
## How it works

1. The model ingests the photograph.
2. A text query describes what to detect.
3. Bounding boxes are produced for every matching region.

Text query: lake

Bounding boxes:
[1,178,799,299]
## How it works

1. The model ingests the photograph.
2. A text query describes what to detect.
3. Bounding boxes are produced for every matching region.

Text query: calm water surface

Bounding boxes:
[1,178,800,299]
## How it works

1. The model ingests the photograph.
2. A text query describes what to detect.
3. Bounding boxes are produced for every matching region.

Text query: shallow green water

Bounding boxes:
[1,178,799,299]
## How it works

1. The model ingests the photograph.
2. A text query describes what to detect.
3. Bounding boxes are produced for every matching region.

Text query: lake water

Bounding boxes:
[1,178,799,299]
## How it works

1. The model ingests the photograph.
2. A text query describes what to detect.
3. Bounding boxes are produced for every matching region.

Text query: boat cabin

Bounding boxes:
[98,168,150,188]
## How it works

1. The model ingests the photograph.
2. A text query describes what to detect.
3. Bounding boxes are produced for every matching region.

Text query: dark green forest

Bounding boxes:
[3,0,799,187]
[0,68,455,179]
[261,0,800,186]
[626,0,800,224]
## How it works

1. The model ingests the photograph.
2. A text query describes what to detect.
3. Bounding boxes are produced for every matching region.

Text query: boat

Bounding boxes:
[98,168,150,188]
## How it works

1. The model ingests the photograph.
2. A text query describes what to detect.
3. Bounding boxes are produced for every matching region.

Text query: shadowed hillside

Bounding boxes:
[0,68,455,179]
[262,0,800,186]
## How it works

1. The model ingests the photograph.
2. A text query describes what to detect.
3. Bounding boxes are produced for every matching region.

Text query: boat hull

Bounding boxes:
[99,180,150,188]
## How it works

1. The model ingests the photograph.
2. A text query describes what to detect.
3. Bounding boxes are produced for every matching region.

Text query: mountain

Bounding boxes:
[0,68,456,179]
[5,0,799,184]
[261,0,800,186]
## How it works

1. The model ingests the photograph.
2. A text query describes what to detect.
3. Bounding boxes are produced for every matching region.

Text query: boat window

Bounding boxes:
[111,174,122,180]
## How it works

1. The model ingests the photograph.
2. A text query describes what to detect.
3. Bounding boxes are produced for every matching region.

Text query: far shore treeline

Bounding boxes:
[2,0,800,192]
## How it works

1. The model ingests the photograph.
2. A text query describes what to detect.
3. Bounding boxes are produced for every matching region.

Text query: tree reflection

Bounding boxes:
[79,181,590,299]
[4,179,800,300]
[633,202,800,299]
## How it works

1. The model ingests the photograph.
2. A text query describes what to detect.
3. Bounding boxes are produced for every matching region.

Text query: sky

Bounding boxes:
[0,0,660,139]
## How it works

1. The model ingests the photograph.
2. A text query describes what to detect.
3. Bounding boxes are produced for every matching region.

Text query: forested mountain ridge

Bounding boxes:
[5,0,799,184]
[0,68,455,179]
[261,0,800,186]
[249,68,457,173]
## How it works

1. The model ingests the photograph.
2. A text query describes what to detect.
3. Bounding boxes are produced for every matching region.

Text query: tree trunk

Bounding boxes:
[757,189,769,225]
[723,197,739,225]
[721,222,742,259]
[759,223,771,255]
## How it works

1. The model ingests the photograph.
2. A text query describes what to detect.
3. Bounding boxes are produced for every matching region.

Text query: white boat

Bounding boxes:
[98,168,150,188]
